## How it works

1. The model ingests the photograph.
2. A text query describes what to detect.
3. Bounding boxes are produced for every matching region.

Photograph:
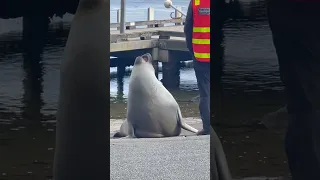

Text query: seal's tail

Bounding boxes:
[177,109,199,133]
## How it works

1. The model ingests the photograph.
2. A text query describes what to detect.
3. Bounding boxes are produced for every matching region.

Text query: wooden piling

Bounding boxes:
[116,62,126,79]
[120,0,126,33]
[22,16,49,58]
[151,48,159,78]
[161,50,181,89]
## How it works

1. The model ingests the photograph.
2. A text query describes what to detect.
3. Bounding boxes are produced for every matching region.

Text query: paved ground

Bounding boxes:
[110,118,289,180]
[110,135,209,180]
[110,119,210,180]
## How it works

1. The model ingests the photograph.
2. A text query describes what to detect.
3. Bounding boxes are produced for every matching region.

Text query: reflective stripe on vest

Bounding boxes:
[192,0,210,62]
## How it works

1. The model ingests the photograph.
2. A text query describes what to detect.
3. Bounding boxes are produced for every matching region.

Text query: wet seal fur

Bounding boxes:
[114,53,199,138]
[210,126,232,180]
[53,0,109,179]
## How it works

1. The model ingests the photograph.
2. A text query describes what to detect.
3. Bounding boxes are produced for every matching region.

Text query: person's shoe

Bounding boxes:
[196,129,210,136]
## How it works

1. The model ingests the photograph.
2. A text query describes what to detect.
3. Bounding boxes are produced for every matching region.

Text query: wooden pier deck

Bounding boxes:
[110,25,190,89]
[110,7,188,55]
[110,26,187,53]
[110,7,191,89]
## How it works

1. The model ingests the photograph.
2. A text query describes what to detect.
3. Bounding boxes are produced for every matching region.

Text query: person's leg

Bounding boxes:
[267,1,320,179]
[292,4,320,174]
[210,126,232,180]
[193,61,210,134]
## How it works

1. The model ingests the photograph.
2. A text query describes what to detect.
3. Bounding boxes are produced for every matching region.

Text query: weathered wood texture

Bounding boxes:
[111,18,184,29]
[110,26,187,53]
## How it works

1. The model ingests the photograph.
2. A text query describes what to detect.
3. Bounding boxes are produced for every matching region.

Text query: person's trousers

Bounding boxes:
[211,126,232,180]
[267,1,320,179]
[193,60,210,132]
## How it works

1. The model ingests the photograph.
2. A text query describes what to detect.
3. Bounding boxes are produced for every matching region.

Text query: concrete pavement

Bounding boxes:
[110,118,289,180]
[110,118,210,180]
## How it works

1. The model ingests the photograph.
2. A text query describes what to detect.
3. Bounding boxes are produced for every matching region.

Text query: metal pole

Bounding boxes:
[120,0,126,34]
[171,6,186,17]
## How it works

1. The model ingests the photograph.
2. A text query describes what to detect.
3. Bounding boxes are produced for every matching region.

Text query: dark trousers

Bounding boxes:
[194,60,210,132]
[267,1,320,179]
[211,126,232,180]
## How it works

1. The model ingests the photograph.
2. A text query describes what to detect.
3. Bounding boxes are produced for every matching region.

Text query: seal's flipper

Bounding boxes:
[113,131,126,138]
[177,109,199,133]
[113,120,132,138]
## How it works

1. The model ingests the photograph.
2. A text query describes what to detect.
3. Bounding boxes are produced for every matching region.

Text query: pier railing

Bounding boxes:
[110,7,185,30]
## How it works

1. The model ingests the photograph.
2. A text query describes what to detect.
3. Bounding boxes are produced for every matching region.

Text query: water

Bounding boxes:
[0,0,289,179]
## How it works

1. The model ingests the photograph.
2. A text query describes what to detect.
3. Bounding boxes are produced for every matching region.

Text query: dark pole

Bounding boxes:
[120,0,126,33]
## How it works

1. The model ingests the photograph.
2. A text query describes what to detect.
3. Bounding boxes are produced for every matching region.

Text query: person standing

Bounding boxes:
[184,0,211,135]
[267,1,320,179]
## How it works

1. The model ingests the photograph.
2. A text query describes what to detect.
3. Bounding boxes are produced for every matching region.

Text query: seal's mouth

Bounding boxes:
[141,53,152,62]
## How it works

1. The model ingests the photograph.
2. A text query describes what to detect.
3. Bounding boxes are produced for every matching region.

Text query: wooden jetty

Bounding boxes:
[110,7,191,88]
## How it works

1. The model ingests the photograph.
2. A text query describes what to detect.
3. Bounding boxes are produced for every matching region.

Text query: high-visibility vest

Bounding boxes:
[192,0,210,62]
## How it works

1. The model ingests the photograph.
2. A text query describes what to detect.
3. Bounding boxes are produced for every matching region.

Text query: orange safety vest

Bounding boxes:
[192,0,210,62]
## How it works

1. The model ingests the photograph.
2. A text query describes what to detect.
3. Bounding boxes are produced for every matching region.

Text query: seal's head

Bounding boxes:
[134,53,153,66]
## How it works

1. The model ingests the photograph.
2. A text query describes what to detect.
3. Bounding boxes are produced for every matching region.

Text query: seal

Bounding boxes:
[53,0,109,179]
[114,53,199,138]
[210,126,232,180]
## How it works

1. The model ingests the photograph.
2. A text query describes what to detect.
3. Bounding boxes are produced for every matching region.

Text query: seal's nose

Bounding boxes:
[142,53,152,62]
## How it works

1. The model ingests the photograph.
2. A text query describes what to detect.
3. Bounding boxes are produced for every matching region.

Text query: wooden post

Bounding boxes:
[175,6,182,25]
[147,8,154,28]
[161,50,180,89]
[158,35,180,88]
[120,0,126,34]
[22,16,49,58]
[117,9,121,30]
[117,62,126,85]
[151,48,159,78]
[116,62,125,101]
